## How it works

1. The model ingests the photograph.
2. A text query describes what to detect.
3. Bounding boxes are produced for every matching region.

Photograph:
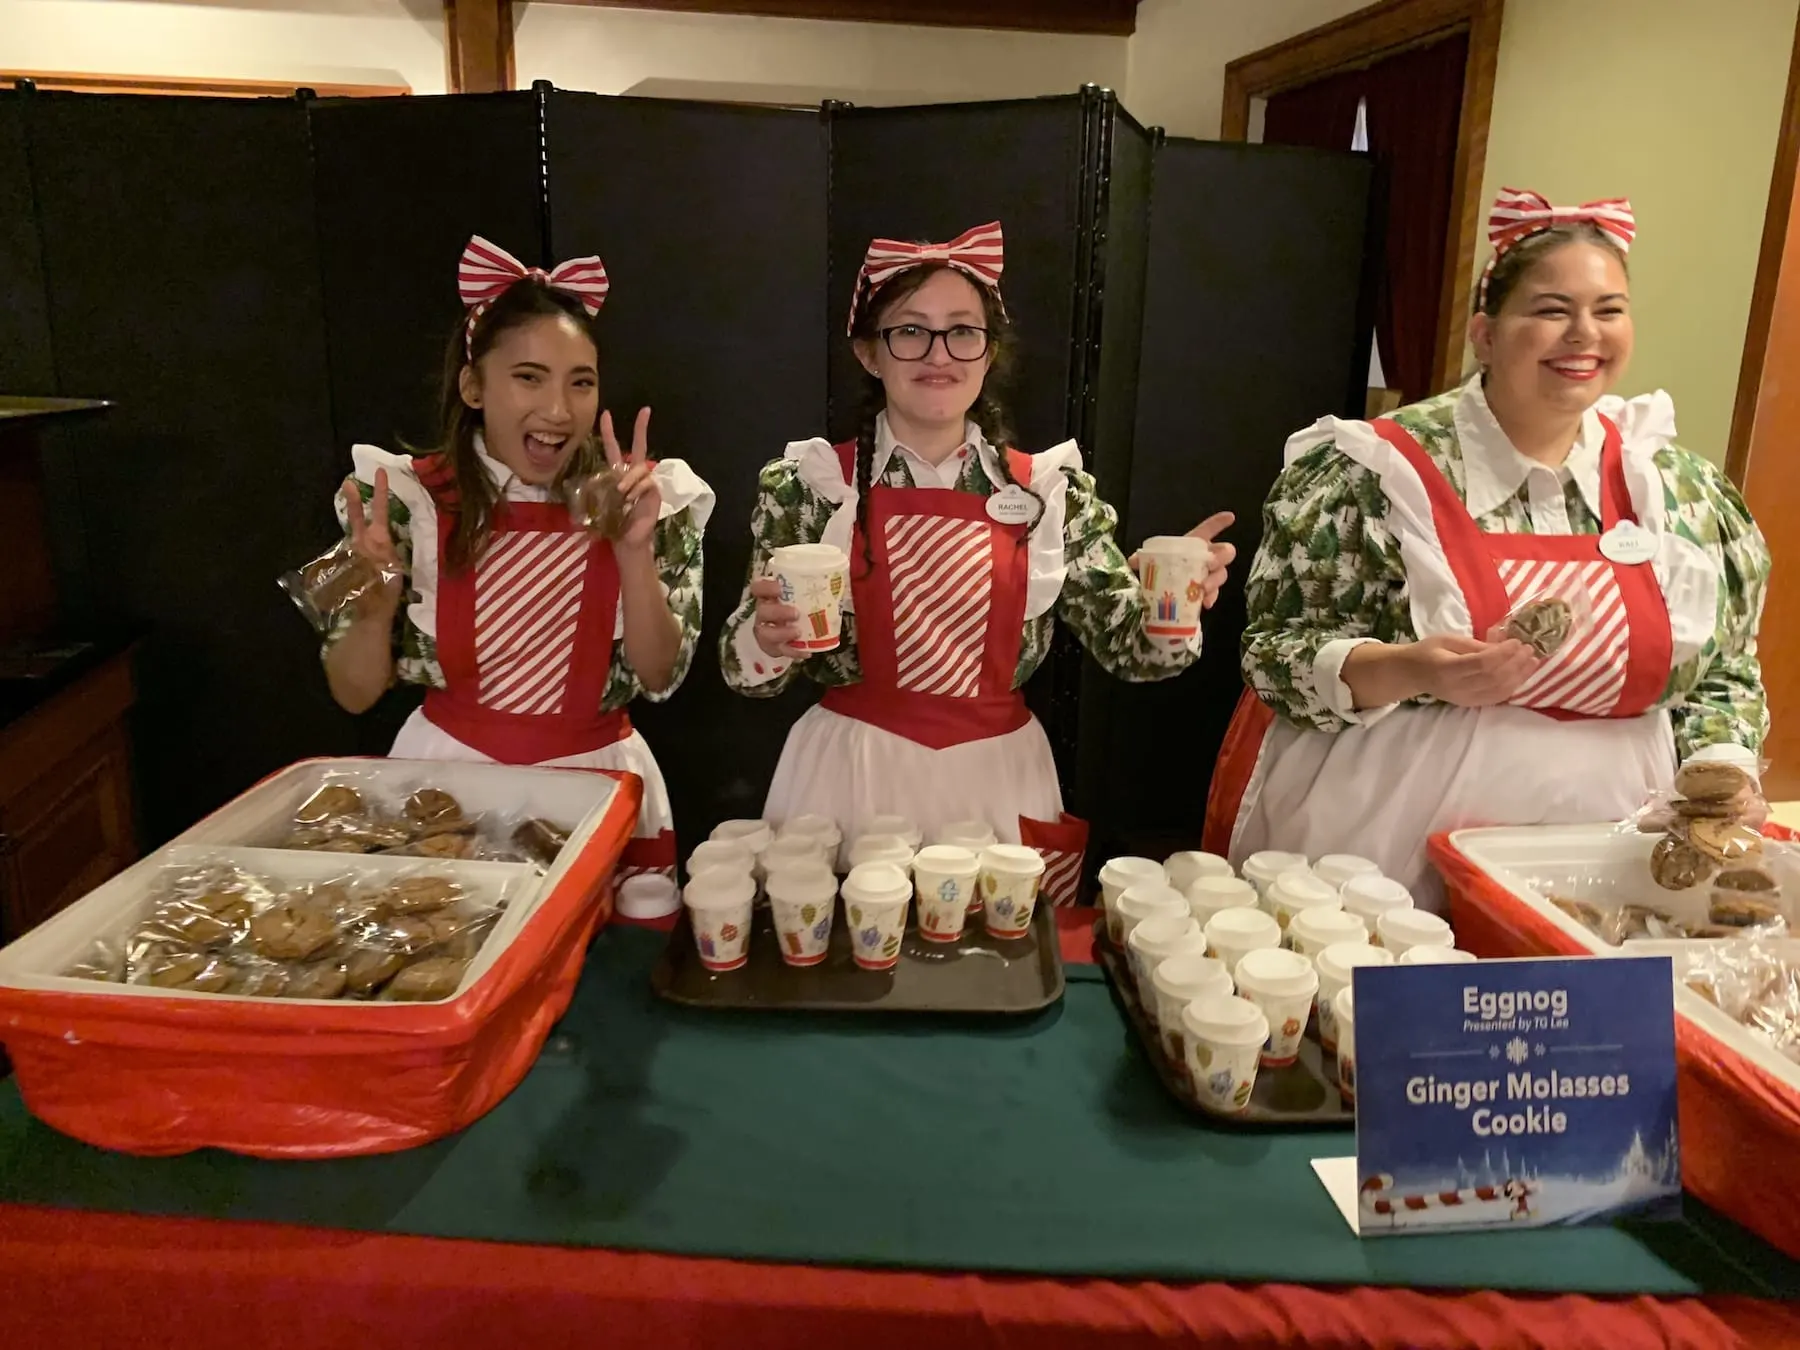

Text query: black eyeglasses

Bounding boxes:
[876,324,992,361]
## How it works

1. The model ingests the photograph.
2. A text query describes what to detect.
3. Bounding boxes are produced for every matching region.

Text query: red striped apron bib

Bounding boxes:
[820,442,1089,905]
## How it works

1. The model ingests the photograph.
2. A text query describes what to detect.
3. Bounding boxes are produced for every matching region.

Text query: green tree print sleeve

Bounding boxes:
[1664,450,1771,758]
[1239,441,1412,732]
[1052,467,1199,681]
[606,506,704,708]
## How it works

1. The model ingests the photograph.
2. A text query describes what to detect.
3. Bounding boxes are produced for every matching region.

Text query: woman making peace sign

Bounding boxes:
[321,236,715,877]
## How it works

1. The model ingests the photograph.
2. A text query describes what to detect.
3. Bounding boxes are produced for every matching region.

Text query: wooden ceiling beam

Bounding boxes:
[446,0,516,93]
[541,0,1140,37]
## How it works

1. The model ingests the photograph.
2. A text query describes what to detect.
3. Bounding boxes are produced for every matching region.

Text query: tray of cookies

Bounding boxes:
[0,757,642,1158]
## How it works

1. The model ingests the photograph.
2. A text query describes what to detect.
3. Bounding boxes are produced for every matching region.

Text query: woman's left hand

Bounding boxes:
[1129,511,1237,610]
[602,407,660,553]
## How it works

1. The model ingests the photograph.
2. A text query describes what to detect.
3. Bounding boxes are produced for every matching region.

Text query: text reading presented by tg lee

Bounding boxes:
[1404,986,1629,1139]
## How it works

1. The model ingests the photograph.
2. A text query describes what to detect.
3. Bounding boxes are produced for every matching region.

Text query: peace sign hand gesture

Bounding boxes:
[601,407,661,554]
[339,468,404,619]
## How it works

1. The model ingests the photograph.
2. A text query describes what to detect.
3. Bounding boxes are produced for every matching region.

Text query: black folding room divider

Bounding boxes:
[1,79,1377,868]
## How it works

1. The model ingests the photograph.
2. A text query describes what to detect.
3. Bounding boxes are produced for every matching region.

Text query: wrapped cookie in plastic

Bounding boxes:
[564,463,630,540]
[278,536,404,635]
[1491,582,1593,660]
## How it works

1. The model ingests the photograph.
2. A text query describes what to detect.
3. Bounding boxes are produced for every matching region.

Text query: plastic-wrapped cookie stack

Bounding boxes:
[1648,761,1784,935]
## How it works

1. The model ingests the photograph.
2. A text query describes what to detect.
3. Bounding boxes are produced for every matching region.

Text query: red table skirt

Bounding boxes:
[2,909,1797,1350]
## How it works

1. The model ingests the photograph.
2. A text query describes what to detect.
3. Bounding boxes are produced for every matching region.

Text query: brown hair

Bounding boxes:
[848,262,1038,574]
[1478,223,1630,317]
[421,279,606,571]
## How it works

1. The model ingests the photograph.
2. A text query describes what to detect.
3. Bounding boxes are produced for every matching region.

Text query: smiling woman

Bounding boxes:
[319,235,715,879]
[1214,189,1772,909]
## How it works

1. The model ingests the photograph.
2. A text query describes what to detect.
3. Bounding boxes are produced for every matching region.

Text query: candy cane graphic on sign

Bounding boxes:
[1359,1173,1535,1225]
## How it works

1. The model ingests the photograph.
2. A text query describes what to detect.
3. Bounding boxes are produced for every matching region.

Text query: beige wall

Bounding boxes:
[0,0,443,92]
[1478,0,1798,463]
[1125,0,1371,139]
[513,4,1125,106]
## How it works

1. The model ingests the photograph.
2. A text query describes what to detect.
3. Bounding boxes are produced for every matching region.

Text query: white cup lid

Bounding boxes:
[765,863,838,906]
[1314,854,1380,887]
[770,542,847,570]
[780,813,841,842]
[1118,883,1191,921]
[683,870,756,908]
[763,836,827,867]
[1316,940,1394,984]
[1152,953,1231,999]
[1129,914,1203,953]
[1189,875,1258,900]
[1100,856,1167,886]
[1234,945,1319,998]
[1343,875,1414,914]
[1289,908,1367,945]
[1205,906,1280,943]
[687,840,755,875]
[1141,534,1213,558]
[710,819,773,851]
[1182,993,1270,1047]
[616,874,681,920]
[848,834,914,869]
[864,814,922,846]
[1164,850,1234,885]
[1400,946,1477,965]
[841,862,911,906]
[1270,871,1341,911]
[913,844,979,873]
[980,843,1046,876]
[1378,908,1454,948]
[1243,850,1308,878]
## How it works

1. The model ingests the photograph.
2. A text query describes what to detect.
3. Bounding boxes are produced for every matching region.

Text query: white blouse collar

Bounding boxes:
[472,431,554,502]
[1453,376,1603,520]
[874,411,998,485]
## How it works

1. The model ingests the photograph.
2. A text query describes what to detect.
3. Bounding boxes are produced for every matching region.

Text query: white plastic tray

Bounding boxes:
[0,757,622,1007]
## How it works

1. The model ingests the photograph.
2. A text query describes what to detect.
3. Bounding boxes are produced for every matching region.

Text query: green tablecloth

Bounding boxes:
[2,926,1796,1297]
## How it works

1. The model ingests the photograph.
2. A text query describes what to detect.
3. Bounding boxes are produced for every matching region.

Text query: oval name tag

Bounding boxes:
[986,484,1038,526]
[1599,521,1656,566]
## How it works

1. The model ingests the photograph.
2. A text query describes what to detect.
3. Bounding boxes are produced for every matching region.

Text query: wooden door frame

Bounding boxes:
[3,71,410,97]
[1220,0,1505,394]
[1727,9,1800,486]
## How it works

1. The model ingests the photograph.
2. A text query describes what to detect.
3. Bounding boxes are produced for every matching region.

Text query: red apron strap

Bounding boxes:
[1594,415,1673,716]
[1595,414,1635,531]
[1204,689,1274,857]
[1370,418,1513,639]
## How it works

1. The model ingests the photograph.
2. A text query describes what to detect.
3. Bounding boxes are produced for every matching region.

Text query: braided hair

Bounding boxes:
[847,262,1042,574]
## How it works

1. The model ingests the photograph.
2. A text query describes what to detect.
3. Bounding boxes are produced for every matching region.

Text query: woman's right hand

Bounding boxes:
[341,469,404,619]
[1403,634,1540,707]
[748,576,804,658]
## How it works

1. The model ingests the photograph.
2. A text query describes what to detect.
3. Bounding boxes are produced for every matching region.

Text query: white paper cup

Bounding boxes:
[779,814,844,873]
[684,869,756,972]
[1114,882,1190,950]
[1186,875,1261,928]
[978,844,1046,938]
[933,820,998,851]
[1314,854,1381,889]
[687,838,756,882]
[1335,986,1358,1104]
[863,814,923,851]
[1204,905,1281,977]
[1127,914,1206,1005]
[841,862,912,971]
[1400,945,1477,966]
[1163,850,1233,894]
[1375,907,1454,956]
[1234,946,1319,1067]
[770,542,848,652]
[911,844,980,943]
[616,873,680,921]
[1151,953,1233,1061]
[1341,875,1414,928]
[766,863,838,967]
[1314,942,1392,1053]
[847,833,916,875]
[1241,851,1308,901]
[1099,856,1167,919]
[1182,994,1269,1115]
[762,834,830,877]
[1138,535,1213,644]
[1266,869,1342,933]
[710,819,773,857]
[1287,906,1368,959]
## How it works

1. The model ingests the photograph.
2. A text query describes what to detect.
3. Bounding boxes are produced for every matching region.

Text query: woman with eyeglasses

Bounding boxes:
[719,222,1233,889]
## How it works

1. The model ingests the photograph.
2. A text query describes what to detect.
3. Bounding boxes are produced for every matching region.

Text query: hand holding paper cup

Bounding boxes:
[1137,535,1215,645]
[769,543,849,652]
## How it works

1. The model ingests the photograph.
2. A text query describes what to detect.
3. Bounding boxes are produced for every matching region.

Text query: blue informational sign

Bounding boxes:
[1352,956,1679,1236]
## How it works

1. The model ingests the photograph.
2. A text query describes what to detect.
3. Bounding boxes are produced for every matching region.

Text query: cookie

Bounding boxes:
[383,956,469,1003]
[145,950,211,988]
[1689,818,1764,865]
[1550,896,1604,931]
[511,818,570,867]
[250,895,342,960]
[295,784,365,824]
[567,466,628,540]
[1675,796,1740,820]
[1715,866,1779,894]
[344,947,408,995]
[1504,597,1574,659]
[1650,834,1715,890]
[1674,761,1753,804]
[382,915,441,955]
[229,961,293,998]
[1708,895,1784,929]
[381,876,461,915]
[405,831,473,860]
[282,960,349,1000]
[405,788,464,826]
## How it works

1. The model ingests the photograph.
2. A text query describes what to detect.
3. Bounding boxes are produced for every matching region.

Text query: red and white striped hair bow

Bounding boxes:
[846,220,1006,336]
[1479,188,1634,307]
[457,235,609,354]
